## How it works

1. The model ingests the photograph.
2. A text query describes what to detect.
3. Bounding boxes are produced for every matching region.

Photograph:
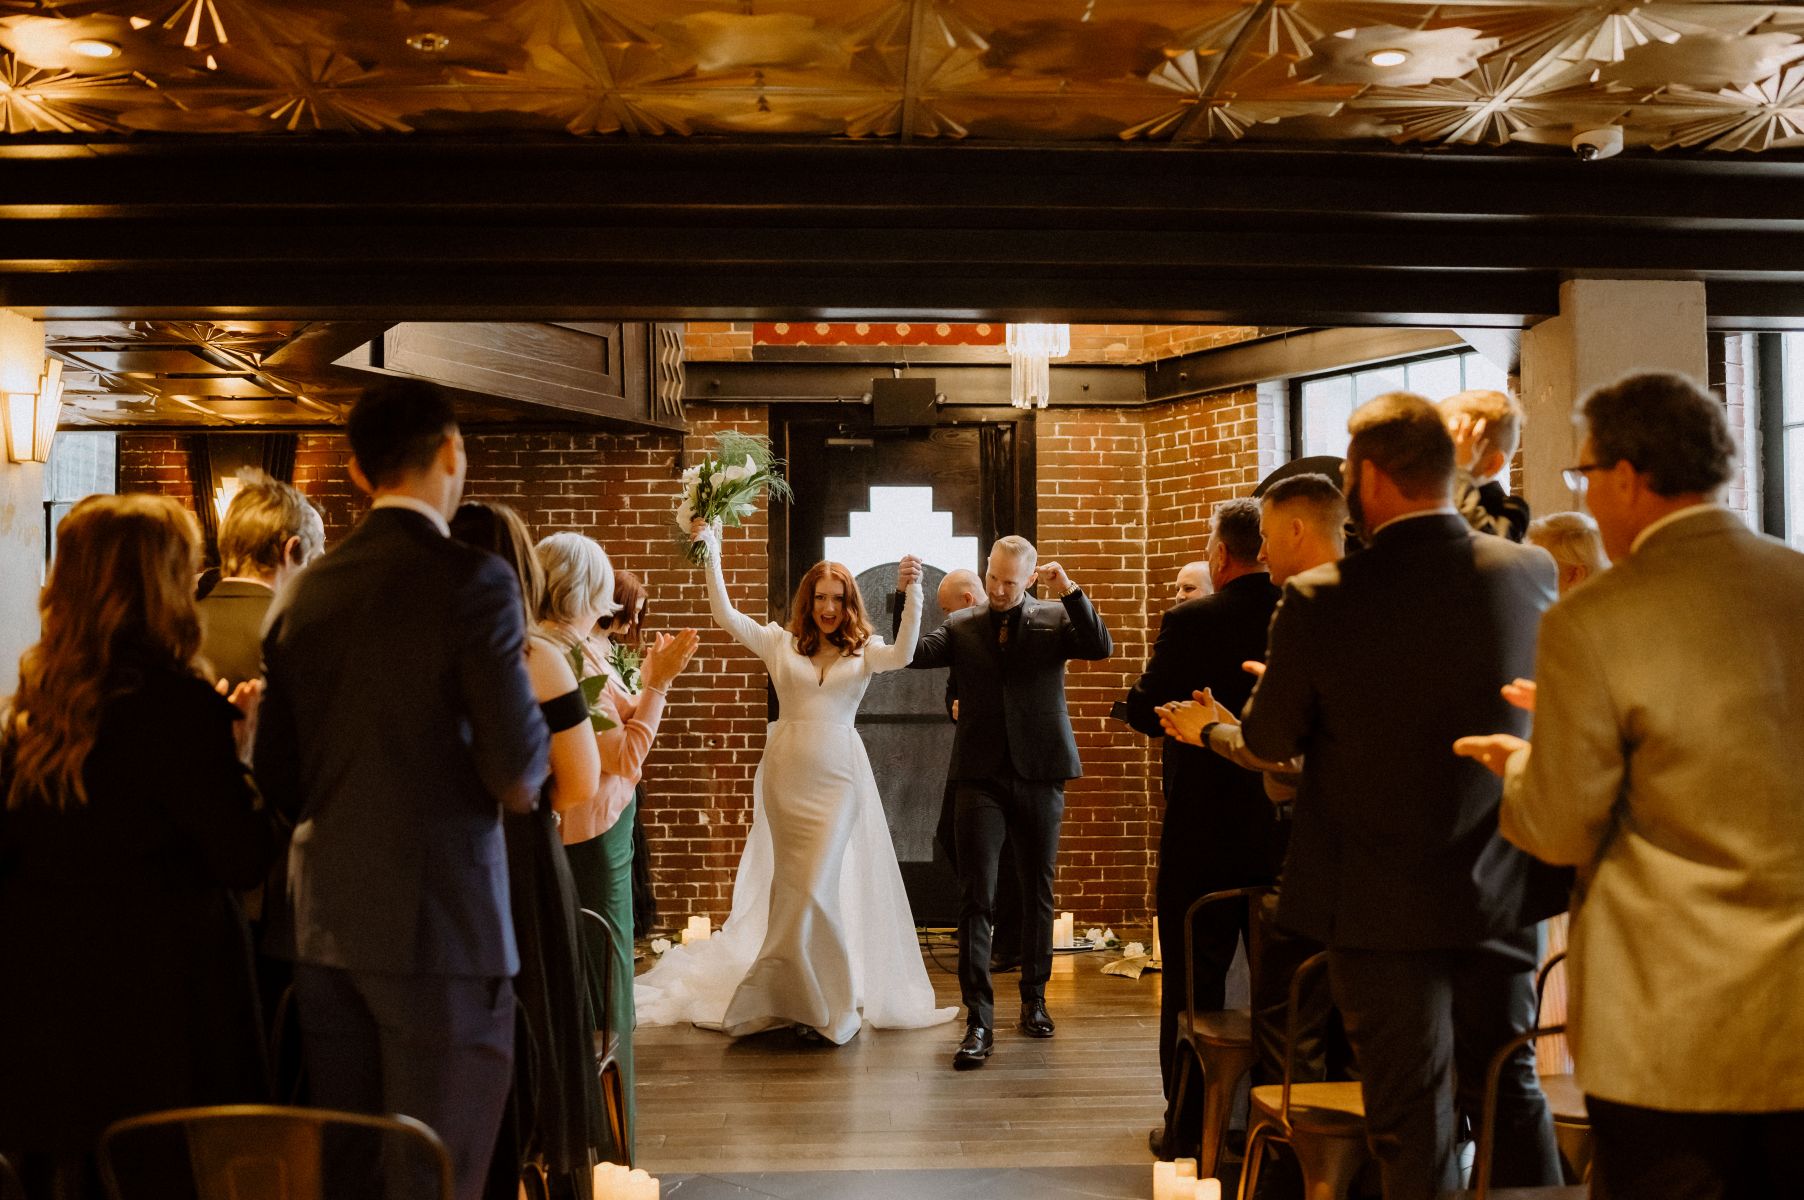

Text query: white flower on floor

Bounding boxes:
[1085,926,1104,945]
[651,937,672,955]
[1123,942,1146,958]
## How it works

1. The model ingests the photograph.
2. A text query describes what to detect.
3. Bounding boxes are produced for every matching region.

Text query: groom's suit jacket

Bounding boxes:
[907,590,1112,782]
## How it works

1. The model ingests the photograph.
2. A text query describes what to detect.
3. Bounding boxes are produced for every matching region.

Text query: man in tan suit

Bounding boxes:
[1458,372,1804,1199]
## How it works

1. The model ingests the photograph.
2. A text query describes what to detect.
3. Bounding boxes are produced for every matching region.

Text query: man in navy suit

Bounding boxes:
[256,379,549,1200]
[1240,393,1564,1200]
[908,535,1113,1070]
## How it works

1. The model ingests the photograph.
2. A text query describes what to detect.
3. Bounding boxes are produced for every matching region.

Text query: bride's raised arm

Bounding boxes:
[696,521,773,654]
[866,559,923,672]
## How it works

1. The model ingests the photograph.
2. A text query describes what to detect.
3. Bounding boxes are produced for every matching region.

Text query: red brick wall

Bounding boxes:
[115,389,1273,928]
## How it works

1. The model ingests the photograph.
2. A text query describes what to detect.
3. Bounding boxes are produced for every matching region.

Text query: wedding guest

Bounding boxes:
[537,532,697,1160]
[1458,372,1804,1200]
[256,379,549,1200]
[1124,499,1281,1161]
[198,468,325,690]
[450,502,603,1198]
[1173,560,1212,601]
[601,570,661,939]
[1525,511,1608,596]
[1440,388,1530,541]
[1241,393,1564,1200]
[1,494,280,1199]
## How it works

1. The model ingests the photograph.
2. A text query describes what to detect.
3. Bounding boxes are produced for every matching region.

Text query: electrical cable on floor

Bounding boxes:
[916,925,960,973]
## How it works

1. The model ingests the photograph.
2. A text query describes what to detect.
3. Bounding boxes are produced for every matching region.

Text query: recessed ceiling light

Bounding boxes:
[406,31,451,53]
[1367,49,1410,68]
[70,38,122,59]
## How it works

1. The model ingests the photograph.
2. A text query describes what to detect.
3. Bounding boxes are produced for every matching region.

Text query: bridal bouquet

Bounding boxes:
[675,431,791,565]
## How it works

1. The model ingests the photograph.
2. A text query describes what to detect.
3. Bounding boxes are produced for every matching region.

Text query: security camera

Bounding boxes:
[1571,127,1623,162]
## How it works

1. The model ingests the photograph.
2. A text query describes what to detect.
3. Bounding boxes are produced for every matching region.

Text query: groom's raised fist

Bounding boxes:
[1034,561,1074,594]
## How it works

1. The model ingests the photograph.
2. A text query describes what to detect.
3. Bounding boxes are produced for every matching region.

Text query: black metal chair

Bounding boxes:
[580,906,631,1167]
[1238,952,1370,1200]
[96,1104,453,1200]
[1532,952,1591,1183]
[1456,1023,1588,1200]
[1167,886,1269,1179]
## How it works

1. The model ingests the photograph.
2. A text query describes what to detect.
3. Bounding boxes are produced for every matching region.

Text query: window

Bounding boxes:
[822,485,978,582]
[1770,333,1804,551]
[1291,349,1510,461]
[42,431,117,561]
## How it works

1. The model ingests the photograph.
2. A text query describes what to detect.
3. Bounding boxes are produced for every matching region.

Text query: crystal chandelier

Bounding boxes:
[1006,323,1070,409]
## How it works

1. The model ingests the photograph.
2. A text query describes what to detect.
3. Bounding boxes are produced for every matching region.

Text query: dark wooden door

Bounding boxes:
[775,412,1031,926]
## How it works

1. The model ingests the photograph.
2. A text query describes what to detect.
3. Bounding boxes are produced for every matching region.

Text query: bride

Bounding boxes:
[634,521,956,1044]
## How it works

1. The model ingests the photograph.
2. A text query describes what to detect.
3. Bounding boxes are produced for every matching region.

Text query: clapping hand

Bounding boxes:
[1155,699,1211,747]
[1502,678,1537,713]
[1452,733,1528,777]
[1033,561,1072,594]
[897,554,923,591]
[641,629,701,693]
[1449,413,1488,472]
[218,677,263,763]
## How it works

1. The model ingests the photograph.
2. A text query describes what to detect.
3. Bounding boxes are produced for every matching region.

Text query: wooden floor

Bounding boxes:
[635,932,1167,1176]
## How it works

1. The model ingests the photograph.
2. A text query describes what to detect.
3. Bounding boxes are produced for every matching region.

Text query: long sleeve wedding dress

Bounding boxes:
[633,530,956,1043]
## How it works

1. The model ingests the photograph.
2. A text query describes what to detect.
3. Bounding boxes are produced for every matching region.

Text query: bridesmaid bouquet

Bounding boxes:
[606,641,643,694]
[675,431,791,565]
[564,644,618,732]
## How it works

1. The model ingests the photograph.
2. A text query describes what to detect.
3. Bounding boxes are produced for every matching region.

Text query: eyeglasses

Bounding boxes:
[1561,463,1611,492]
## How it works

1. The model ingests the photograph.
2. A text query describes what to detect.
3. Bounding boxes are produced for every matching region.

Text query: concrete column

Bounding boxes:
[1517,279,1707,517]
[0,309,47,695]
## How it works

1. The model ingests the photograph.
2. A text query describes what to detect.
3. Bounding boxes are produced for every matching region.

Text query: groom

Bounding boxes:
[907,535,1113,1069]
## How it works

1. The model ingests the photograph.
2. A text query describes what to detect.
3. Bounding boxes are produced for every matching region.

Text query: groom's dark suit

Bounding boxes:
[255,505,549,1200]
[908,588,1112,1028]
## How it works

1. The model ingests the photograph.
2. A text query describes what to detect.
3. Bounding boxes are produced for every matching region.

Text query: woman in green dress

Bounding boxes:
[535,533,697,1162]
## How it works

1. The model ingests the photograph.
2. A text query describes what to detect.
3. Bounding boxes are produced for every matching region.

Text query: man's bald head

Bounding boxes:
[1174,561,1212,602]
[938,568,982,615]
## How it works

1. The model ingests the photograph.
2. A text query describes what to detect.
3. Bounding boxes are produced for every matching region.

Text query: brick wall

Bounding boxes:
[115,389,1272,927]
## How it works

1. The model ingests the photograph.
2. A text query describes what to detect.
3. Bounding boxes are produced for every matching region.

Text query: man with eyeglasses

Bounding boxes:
[1457,371,1804,1200]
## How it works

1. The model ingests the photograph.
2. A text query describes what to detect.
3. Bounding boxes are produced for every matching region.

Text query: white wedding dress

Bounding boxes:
[634,532,957,1043]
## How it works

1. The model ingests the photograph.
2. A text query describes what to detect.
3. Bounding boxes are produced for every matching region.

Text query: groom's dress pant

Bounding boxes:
[954,773,1064,1029]
[936,779,1021,959]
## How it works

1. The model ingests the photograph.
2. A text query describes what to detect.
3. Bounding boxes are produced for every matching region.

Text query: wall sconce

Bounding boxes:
[3,358,64,464]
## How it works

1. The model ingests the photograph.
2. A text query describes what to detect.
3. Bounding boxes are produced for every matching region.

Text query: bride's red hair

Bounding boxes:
[789,561,871,659]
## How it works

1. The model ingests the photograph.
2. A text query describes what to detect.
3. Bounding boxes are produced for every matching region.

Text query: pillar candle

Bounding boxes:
[1174,1157,1198,1179]
[1153,1161,1178,1200]
[686,915,709,937]
[627,1168,658,1199]
[1196,1179,1222,1200]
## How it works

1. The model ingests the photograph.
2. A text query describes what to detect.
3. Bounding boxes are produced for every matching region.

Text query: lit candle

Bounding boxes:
[1153,1161,1179,1200]
[592,1163,622,1199]
[627,1167,658,1199]
[1174,1157,1198,1179]
[1196,1179,1222,1200]
[686,915,710,937]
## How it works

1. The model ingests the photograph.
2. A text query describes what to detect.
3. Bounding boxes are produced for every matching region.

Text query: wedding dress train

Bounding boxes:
[634,534,956,1043]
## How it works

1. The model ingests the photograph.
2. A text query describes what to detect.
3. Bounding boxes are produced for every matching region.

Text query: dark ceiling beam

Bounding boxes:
[1146,327,1469,402]
[686,361,1145,408]
[4,141,1804,325]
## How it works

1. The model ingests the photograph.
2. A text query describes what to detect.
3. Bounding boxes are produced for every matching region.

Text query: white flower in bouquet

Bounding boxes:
[674,432,792,564]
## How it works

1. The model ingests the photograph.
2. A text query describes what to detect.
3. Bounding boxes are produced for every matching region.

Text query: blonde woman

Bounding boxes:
[0,494,280,1195]
[535,531,698,1160]
[1526,511,1610,597]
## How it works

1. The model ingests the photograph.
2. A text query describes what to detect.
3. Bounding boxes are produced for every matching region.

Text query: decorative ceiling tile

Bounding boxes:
[1655,60,1804,150]
[1296,24,1502,88]
[1601,30,1804,89]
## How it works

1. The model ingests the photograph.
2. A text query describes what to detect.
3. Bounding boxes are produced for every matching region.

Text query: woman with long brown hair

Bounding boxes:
[634,520,955,1046]
[0,493,280,1196]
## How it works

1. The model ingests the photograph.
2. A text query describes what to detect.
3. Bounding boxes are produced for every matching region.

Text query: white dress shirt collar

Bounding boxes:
[1629,502,1722,556]
[371,494,450,537]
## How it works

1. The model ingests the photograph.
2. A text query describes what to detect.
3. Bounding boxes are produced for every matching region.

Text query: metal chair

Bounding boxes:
[1164,886,1267,1177]
[1532,952,1591,1183]
[96,1104,453,1200]
[581,906,631,1166]
[1458,1023,1588,1200]
[1238,952,1370,1200]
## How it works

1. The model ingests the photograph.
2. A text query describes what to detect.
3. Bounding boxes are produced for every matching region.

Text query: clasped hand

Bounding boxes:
[1450,678,1537,777]
[897,554,923,590]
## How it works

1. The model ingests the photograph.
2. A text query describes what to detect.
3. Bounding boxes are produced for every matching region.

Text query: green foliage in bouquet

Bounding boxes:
[565,644,619,732]
[606,641,643,694]
[676,430,792,565]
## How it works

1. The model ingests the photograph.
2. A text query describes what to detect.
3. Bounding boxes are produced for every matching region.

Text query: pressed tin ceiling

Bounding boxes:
[0,2,1801,152]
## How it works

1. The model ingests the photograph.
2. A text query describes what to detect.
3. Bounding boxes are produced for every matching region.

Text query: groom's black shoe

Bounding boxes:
[1018,1001,1055,1038]
[953,1024,993,1070]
